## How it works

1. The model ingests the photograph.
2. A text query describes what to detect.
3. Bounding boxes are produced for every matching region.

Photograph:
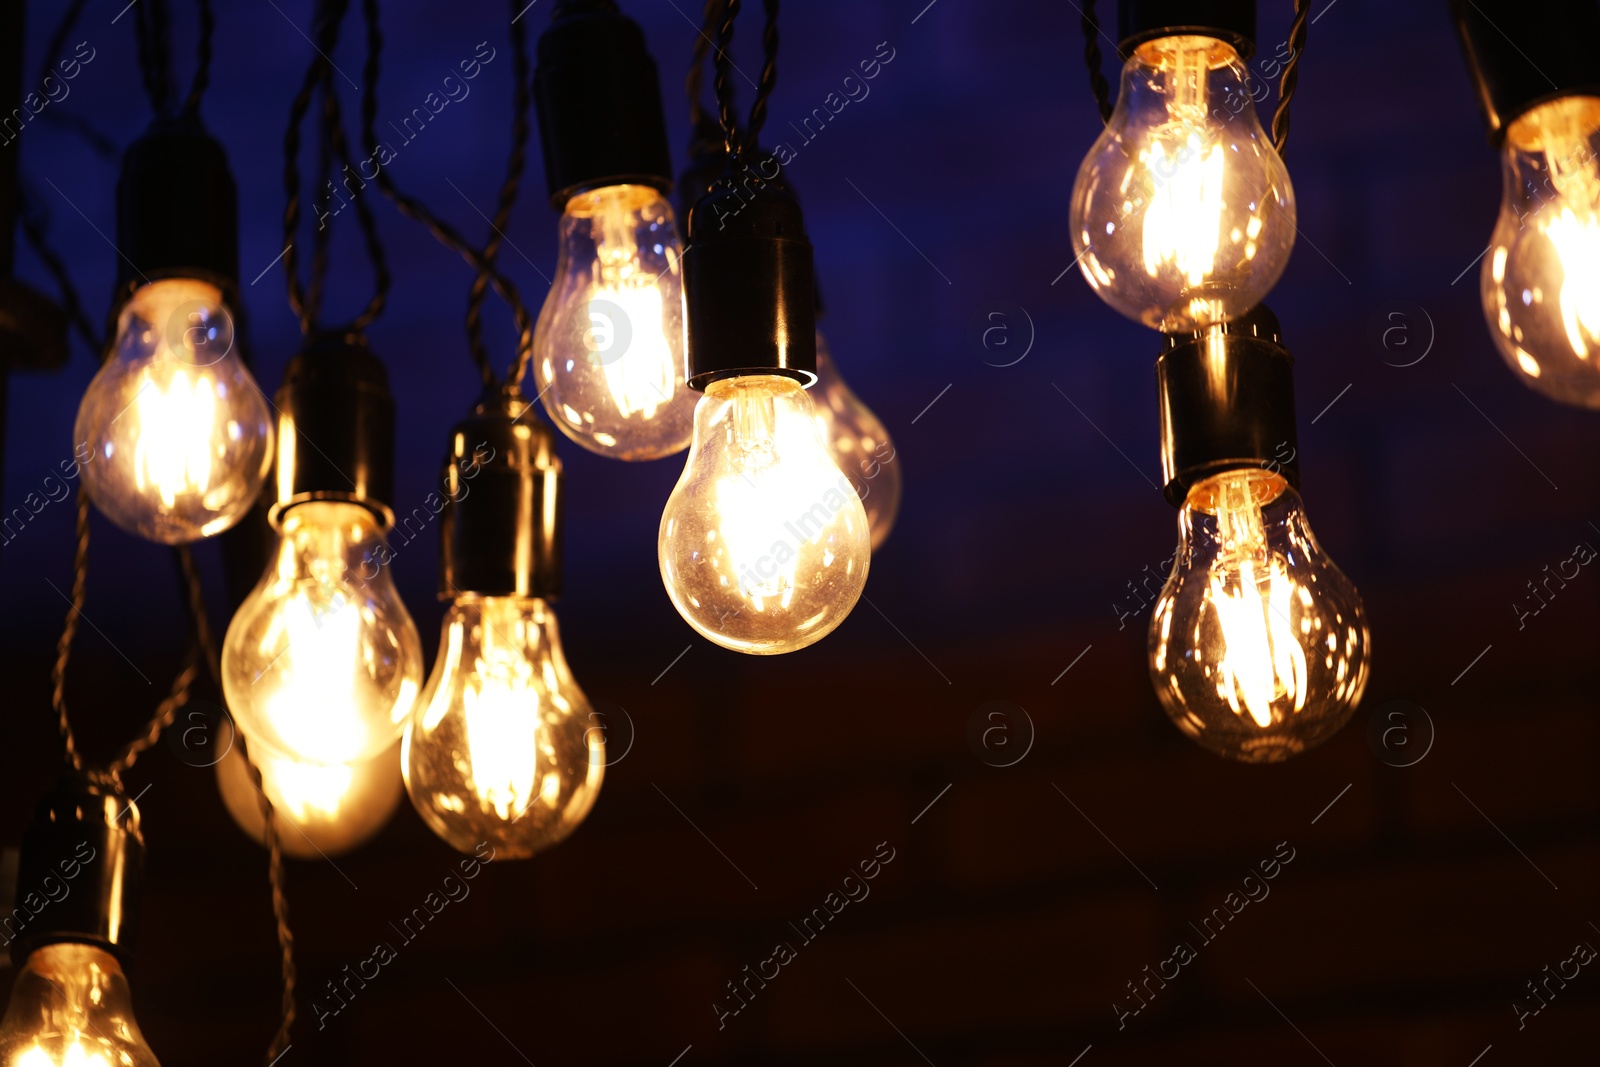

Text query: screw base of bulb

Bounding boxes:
[1453,0,1600,142]
[1117,0,1256,59]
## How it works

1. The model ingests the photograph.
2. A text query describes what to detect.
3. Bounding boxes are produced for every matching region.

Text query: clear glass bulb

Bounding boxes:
[1149,469,1369,762]
[659,374,871,655]
[0,944,159,1067]
[533,184,692,460]
[221,501,423,766]
[1482,96,1600,406]
[1070,35,1296,331]
[215,740,403,858]
[74,277,272,543]
[813,331,900,550]
[403,597,603,859]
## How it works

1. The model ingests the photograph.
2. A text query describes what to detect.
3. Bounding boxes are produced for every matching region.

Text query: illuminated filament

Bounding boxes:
[1140,39,1226,287]
[587,189,677,419]
[259,589,367,763]
[1205,476,1308,728]
[16,1037,112,1067]
[265,755,355,821]
[131,367,220,507]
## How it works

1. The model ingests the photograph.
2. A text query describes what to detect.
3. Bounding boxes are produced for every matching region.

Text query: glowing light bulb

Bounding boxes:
[1149,469,1369,762]
[659,374,870,654]
[74,277,272,542]
[404,597,603,858]
[215,741,403,858]
[533,184,692,460]
[1480,96,1600,405]
[812,332,900,550]
[0,944,158,1067]
[221,501,423,766]
[1070,35,1295,331]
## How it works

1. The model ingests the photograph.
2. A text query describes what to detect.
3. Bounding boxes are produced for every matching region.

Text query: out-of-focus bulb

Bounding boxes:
[404,597,603,858]
[221,501,423,765]
[659,374,870,654]
[215,741,403,858]
[813,332,900,550]
[0,944,158,1067]
[74,277,272,542]
[533,184,692,460]
[1149,469,1369,762]
[1482,96,1600,406]
[1071,35,1295,331]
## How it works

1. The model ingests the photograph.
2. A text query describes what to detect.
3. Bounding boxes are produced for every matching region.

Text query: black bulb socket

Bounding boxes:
[9,775,145,967]
[114,115,239,311]
[534,0,674,210]
[437,391,563,601]
[1118,0,1256,59]
[1452,0,1600,143]
[270,332,396,529]
[1156,303,1299,507]
[684,176,816,390]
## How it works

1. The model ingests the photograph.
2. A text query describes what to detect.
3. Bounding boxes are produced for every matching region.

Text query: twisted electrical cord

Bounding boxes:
[1080,0,1115,124]
[357,0,535,390]
[463,0,532,389]
[712,0,744,162]
[1271,0,1311,158]
[133,0,173,116]
[181,0,214,117]
[744,0,779,147]
[685,0,724,130]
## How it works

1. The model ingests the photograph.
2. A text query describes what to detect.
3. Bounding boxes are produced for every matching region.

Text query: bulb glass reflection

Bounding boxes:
[533,184,691,460]
[215,741,403,858]
[1483,95,1600,406]
[75,277,272,543]
[1071,35,1295,331]
[404,597,603,858]
[0,944,158,1067]
[659,374,870,654]
[1149,469,1368,762]
[813,332,900,549]
[222,501,423,765]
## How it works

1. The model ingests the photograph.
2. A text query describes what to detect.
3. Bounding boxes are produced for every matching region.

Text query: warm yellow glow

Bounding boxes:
[215,742,403,859]
[1203,480,1307,726]
[75,276,273,543]
[222,501,423,766]
[812,333,900,550]
[268,754,356,821]
[405,598,603,858]
[534,183,691,460]
[1484,97,1600,404]
[0,945,157,1067]
[1069,34,1295,331]
[659,375,871,654]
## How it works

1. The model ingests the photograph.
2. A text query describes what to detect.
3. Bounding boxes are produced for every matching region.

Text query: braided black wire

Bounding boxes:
[1271,0,1311,158]
[134,0,173,116]
[463,0,532,390]
[686,0,724,128]
[745,0,778,146]
[712,0,744,162]
[1080,0,1114,124]
[282,0,347,335]
[181,0,214,116]
[305,66,338,331]
[358,0,534,391]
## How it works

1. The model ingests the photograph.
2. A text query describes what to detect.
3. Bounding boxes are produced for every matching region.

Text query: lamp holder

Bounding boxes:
[534,0,674,210]
[1117,0,1256,59]
[683,173,816,390]
[438,390,563,600]
[9,775,144,966]
[114,114,239,310]
[1156,303,1299,507]
[1452,0,1600,143]
[270,332,396,528]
